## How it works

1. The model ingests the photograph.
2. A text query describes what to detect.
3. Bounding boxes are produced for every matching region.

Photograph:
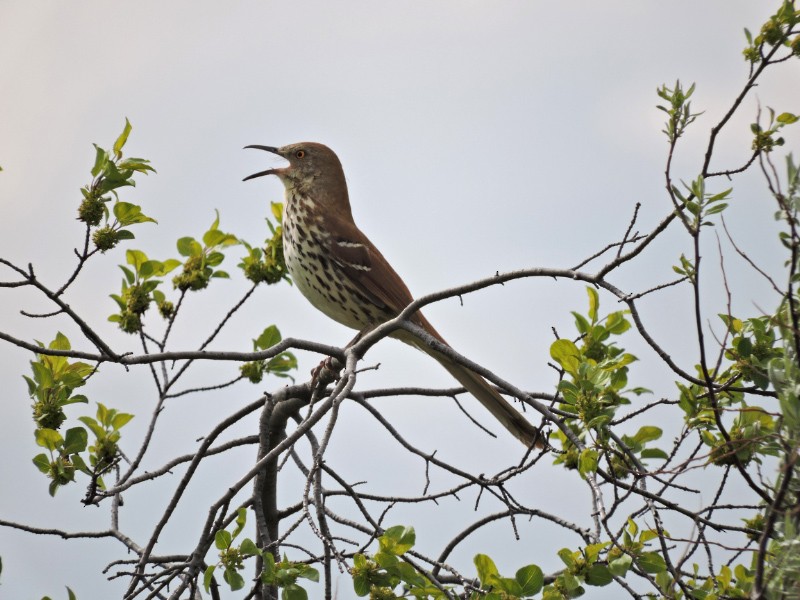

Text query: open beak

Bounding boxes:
[243,145,283,181]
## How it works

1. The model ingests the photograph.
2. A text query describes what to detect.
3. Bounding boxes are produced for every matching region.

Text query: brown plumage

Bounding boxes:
[244,142,543,448]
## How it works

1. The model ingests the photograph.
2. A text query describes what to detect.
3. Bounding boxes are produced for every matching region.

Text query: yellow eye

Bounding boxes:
[295,149,305,158]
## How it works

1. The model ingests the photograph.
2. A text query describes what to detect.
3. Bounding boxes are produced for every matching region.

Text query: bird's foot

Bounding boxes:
[310,356,343,393]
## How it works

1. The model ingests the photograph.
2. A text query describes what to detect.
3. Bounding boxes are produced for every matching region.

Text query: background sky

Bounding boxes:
[0,2,797,599]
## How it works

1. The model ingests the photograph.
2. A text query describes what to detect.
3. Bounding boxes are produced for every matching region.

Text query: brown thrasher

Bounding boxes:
[244,142,542,448]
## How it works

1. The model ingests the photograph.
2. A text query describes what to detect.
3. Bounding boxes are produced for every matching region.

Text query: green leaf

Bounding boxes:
[550,339,581,375]
[32,453,51,474]
[708,188,732,202]
[77,416,105,439]
[63,427,88,454]
[719,314,743,334]
[203,229,227,247]
[271,202,283,222]
[282,583,308,600]
[572,311,591,335]
[232,507,247,540]
[161,259,181,273]
[557,548,576,567]
[299,566,320,582]
[492,576,523,596]
[255,325,282,350]
[215,529,232,550]
[579,448,599,475]
[515,564,544,596]
[206,251,225,267]
[639,529,660,543]
[474,554,500,585]
[111,413,134,430]
[50,332,72,351]
[776,112,799,124]
[118,265,135,285]
[261,552,276,582]
[62,394,88,407]
[91,144,109,177]
[626,518,639,537]
[605,312,631,335]
[395,561,425,587]
[633,426,662,445]
[586,287,600,322]
[113,118,132,157]
[585,564,613,586]
[375,550,399,570]
[560,572,582,592]
[67,587,77,600]
[379,525,416,555]
[118,158,155,173]
[126,249,149,272]
[203,565,216,592]
[209,209,221,231]
[113,201,156,226]
[584,542,610,562]
[737,336,753,358]
[35,428,63,451]
[608,554,632,577]
[638,552,667,573]
[71,453,89,474]
[223,567,245,591]
[352,573,370,597]
[641,448,669,460]
[96,403,109,425]
[177,237,202,257]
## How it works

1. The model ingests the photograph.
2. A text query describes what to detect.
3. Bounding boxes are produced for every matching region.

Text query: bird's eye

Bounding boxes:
[295,150,305,158]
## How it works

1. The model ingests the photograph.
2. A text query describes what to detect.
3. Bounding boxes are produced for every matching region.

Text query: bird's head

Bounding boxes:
[243,142,346,190]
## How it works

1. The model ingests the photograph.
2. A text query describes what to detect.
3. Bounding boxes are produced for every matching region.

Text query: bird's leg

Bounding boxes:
[309,328,370,392]
[309,356,342,391]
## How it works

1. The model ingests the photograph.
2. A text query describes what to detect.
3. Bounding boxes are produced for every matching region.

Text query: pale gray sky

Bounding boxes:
[0,2,797,599]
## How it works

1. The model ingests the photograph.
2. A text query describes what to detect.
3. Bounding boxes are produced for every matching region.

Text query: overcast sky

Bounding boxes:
[0,2,797,599]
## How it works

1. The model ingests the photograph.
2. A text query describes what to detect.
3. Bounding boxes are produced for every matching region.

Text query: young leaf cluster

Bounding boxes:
[77,403,134,483]
[673,175,733,232]
[742,1,800,63]
[656,81,702,143]
[239,202,291,285]
[240,325,298,384]
[25,332,92,431]
[172,211,239,291]
[549,288,660,480]
[204,508,319,598]
[25,334,132,496]
[550,289,643,429]
[108,250,181,333]
[472,553,544,599]
[351,526,443,598]
[349,528,622,600]
[751,109,799,154]
[77,119,156,253]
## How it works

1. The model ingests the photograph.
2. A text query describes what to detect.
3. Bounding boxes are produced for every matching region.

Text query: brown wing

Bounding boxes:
[323,211,451,349]
[322,212,418,317]
[323,214,542,447]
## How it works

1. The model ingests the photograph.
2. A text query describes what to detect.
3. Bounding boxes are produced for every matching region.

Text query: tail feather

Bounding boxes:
[394,326,543,448]
[435,352,544,448]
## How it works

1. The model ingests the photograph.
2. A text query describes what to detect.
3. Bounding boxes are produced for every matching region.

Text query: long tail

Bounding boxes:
[394,323,544,448]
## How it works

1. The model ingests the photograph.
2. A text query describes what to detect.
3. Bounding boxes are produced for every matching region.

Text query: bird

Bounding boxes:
[244,142,543,448]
